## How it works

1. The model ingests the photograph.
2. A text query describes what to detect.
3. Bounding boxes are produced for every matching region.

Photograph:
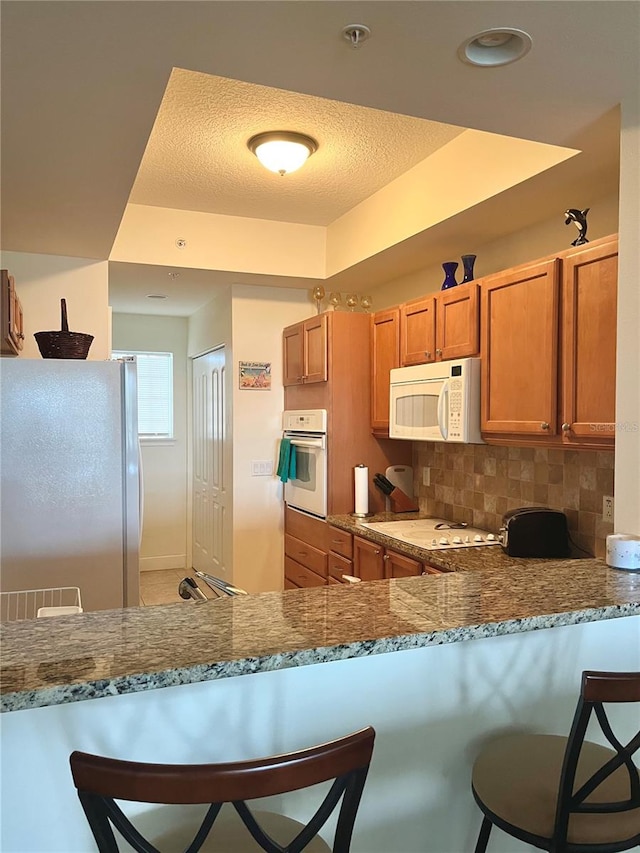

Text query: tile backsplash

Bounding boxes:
[414,444,614,558]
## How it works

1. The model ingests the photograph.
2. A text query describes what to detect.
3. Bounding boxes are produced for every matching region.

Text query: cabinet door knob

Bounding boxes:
[425,351,431,358]
[562,422,571,432]
[374,549,380,555]
[541,422,550,430]
[436,348,442,356]
[383,554,390,560]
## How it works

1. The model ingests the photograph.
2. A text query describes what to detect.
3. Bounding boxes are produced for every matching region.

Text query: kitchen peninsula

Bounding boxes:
[1,552,639,852]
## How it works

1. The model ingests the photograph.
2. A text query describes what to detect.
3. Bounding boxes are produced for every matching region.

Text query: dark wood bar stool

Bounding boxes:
[471,671,640,852]
[70,725,375,852]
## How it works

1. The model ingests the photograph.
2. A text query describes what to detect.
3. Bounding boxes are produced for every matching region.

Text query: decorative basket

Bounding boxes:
[34,299,94,359]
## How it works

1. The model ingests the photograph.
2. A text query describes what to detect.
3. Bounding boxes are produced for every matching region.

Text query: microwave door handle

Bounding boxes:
[437,380,450,439]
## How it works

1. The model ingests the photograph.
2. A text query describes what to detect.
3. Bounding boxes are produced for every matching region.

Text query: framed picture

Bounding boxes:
[239,361,271,390]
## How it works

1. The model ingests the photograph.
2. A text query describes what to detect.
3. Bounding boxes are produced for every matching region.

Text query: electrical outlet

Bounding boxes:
[602,495,614,522]
[422,468,430,486]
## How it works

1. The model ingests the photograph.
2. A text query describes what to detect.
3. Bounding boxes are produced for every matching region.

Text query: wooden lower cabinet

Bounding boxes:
[327,525,354,583]
[284,507,328,588]
[328,551,354,583]
[353,535,435,580]
[284,556,326,588]
[385,550,423,579]
[353,536,385,581]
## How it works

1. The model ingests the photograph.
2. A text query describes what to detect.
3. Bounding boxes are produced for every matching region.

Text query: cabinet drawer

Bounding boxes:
[423,564,445,575]
[284,557,327,588]
[327,527,353,558]
[328,552,353,582]
[285,506,328,552]
[285,534,327,577]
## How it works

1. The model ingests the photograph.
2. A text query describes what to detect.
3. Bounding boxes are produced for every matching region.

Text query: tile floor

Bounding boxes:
[139,568,217,606]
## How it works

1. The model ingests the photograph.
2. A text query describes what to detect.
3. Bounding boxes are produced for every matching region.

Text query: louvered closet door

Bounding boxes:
[192,347,229,577]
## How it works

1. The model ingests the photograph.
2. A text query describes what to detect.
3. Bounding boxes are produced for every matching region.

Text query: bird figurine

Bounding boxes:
[564,208,590,246]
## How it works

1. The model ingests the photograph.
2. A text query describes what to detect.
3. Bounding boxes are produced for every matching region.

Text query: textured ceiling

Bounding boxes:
[1,1,635,315]
[129,69,465,226]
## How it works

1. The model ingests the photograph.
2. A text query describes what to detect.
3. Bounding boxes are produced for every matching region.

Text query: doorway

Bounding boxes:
[191,347,229,577]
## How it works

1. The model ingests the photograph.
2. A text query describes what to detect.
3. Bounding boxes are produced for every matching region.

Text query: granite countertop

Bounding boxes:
[2,537,639,712]
[326,512,592,573]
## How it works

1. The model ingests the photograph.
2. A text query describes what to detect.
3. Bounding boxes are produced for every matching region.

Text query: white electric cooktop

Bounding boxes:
[361,518,500,551]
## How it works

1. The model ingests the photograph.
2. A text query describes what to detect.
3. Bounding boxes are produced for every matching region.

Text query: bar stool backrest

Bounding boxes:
[553,671,640,844]
[70,726,375,853]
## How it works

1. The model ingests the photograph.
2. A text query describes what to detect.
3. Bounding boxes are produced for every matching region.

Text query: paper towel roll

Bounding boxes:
[354,465,369,516]
[606,534,640,570]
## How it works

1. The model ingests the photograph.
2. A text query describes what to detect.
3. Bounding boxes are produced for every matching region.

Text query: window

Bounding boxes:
[113,351,174,440]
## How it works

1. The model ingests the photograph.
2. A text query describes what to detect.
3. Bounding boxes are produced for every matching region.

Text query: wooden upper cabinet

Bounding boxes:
[371,307,400,434]
[399,282,479,367]
[481,259,560,437]
[561,236,618,446]
[436,282,479,360]
[400,296,436,365]
[283,323,304,386]
[282,315,327,386]
[1,270,24,357]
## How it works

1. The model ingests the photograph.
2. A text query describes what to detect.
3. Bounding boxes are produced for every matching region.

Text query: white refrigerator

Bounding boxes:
[0,358,141,611]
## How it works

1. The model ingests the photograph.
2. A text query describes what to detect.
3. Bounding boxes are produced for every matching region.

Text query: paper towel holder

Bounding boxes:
[351,463,374,519]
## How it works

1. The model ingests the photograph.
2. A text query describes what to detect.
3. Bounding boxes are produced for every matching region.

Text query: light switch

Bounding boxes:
[251,460,274,476]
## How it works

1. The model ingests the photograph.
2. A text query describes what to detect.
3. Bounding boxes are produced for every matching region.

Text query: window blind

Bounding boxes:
[113,351,174,438]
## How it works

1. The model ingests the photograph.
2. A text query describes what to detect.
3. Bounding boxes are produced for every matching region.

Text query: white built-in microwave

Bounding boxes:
[389,358,484,443]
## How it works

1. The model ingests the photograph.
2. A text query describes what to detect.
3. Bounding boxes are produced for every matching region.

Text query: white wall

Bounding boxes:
[230,285,312,593]
[369,191,620,308]
[615,100,640,535]
[112,313,189,572]
[188,284,313,592]
[0,251,110,359]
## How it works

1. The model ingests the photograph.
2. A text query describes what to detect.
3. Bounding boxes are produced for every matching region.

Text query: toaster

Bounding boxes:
[499,507,571,558]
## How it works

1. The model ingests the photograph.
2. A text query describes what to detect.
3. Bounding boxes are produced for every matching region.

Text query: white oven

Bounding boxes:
[282,409,327,519]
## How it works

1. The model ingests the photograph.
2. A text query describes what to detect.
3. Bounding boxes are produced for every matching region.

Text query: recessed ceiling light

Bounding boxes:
[146,294,168,300]
[458,28,532,67]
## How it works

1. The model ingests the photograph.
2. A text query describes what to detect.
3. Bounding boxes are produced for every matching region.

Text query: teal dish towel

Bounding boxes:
[277,438,297,483]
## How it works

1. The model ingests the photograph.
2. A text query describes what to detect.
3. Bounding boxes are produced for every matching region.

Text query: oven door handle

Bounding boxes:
[289,438,325,449]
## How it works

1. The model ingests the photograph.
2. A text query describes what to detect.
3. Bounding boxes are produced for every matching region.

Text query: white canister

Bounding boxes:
[606,534,640,571]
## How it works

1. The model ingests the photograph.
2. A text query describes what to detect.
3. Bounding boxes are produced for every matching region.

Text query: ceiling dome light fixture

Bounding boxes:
[247,131,318,176]
[458,28,532,67]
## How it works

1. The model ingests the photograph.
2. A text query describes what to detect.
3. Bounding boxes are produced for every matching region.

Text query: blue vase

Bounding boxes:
[441,261,459,290]
[461,254,476,283]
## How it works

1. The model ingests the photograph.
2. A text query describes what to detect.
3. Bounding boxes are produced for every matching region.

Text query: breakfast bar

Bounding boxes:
[1,545,639,852]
